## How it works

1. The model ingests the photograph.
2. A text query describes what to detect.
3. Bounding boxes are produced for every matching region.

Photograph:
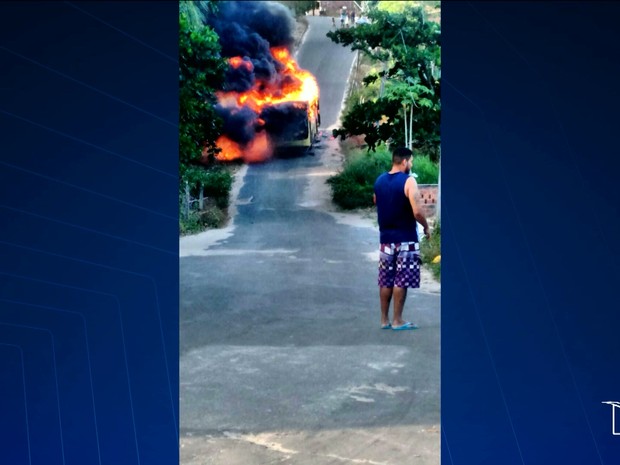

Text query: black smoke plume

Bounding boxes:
[260,102,309,142]
[207,1,296,58]
[199,1,302,158]
[215,104,258,145]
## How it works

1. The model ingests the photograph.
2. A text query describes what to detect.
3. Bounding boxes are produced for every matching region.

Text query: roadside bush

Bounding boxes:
[179,165,233,235]
[420,222,441,280]
[201,168,233,209]
[179,203,228,236]
[412,154,439,184]
[179,211,203,236]
[327,145,439,209]
[327,147,391,209]
[199,204,228,228]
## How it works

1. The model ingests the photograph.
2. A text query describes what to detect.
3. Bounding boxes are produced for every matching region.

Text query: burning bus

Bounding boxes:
[214,46,320,162]
[260,99,320,151]
[204,1,321,163]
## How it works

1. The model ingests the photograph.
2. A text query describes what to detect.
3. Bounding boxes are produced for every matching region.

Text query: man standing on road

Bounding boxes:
[373,147,430,331]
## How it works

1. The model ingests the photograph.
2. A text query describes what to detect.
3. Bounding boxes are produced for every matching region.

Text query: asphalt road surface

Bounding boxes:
[180,16,440,465]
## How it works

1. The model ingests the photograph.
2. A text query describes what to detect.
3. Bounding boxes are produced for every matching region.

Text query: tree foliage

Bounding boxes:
[376,1,440,16]
[327,4,440,160]
[179,1,226,183]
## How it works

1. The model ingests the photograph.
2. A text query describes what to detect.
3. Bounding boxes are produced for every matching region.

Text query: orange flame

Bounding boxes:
[214,47,319,163]
[229,56,254,72]
[217,47,319,118]
[243,130,271,163]
[215,135,242,162]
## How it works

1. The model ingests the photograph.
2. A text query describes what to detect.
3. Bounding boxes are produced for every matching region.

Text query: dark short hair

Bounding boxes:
[392,147,413,164]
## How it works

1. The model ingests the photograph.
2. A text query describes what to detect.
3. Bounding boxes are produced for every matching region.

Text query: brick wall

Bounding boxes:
[418,184,438,218]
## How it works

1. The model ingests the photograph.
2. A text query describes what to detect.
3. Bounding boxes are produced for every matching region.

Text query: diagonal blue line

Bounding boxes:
[0,343,32,465]
[0,290,176,463]
[115,302,143,465]
[0,323,66,465]
[1,299,139,465]
[462,4,607,462]
[464,2,618,280]
[442,425,455,465]
[0,268,149,465]
[0,299,140,464]
[443,207,526,464]
[0,158,177,221]
[63,1,177,62]
[151,278,179,439]
[0,45,178,128]
[0,107,176,179]
[0,238,179,441]
[0,205,177,256]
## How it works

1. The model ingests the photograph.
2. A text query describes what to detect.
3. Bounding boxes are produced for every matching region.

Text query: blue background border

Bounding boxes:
[1,2,620,464]
[443,2,620,464]
[0,2,178,464]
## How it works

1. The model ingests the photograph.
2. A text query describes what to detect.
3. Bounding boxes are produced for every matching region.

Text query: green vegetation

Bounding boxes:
[179,205,228,235]
[179,1,225,171]
[327,2,441,279]
[374,1,441,19]
[179,1,232,234]
[327,143,441,279]
[179,166,233,236]
[327,147,391,209]
[327,2,441,161]
[412,155,439,185]
[178,0,314,235]
[327,145,437,210]
[420,221,441,280]
[200,167,233,209]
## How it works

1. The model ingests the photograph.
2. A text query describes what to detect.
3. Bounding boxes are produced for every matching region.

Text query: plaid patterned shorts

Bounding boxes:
[378,242,421,288]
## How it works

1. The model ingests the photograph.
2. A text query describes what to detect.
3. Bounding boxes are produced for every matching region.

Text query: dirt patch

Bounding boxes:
[181,425,439,465]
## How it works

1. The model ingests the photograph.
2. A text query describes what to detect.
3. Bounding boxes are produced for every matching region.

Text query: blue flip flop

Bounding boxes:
[392,322,419,331]
[381,323,392,329]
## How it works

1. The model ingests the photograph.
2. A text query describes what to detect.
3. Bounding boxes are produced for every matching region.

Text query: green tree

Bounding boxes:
[179,0,210,28]
[376,1,441,16]
[327,4,440,160]
[179,1,226,180]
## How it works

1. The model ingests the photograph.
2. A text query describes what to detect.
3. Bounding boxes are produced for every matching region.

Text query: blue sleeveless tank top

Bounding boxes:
[373,171,419,244]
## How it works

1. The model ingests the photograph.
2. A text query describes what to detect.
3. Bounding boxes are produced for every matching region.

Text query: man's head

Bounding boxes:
[392,147,413,174]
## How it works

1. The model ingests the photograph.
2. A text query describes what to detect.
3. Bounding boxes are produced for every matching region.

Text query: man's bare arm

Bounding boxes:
[405,177,430,239]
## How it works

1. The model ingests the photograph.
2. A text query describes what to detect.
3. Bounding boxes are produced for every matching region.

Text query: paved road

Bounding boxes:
[180,16,440,465]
